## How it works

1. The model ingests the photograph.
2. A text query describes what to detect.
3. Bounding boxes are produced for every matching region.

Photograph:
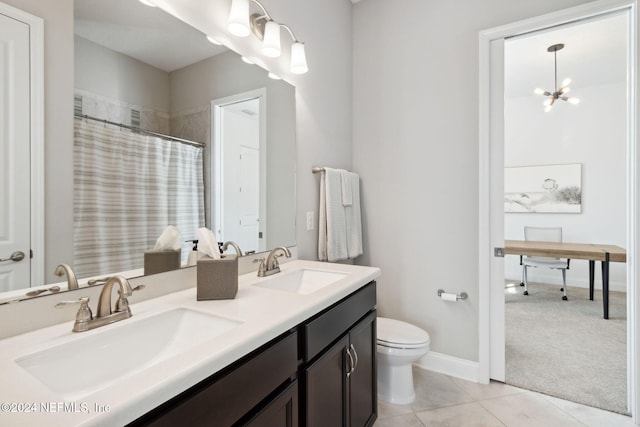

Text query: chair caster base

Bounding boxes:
[520,282,524,287]
[524,291,529,296]
[562,296,568,301]
[560,288,564,292]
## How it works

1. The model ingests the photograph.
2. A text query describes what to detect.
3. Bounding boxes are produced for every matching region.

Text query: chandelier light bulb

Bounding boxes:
[544,105,553,113]
[534,88,545,95]
[543,99,552,107]
[290,42,308,74]
[561,77,572,87]
[262,21,282,58]
[561,86,571,94]
[228,0,251,37]
[568,98,580,105]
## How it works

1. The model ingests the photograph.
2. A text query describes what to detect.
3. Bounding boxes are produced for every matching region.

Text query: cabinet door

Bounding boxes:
[244,381,298,427]
[304,335,349,427]
[348,312,377,427]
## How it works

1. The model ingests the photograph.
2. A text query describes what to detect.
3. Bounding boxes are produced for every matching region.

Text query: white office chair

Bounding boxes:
[520,226,571,300]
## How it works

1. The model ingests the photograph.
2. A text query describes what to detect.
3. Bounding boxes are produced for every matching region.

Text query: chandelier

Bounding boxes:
[534,43,580,112]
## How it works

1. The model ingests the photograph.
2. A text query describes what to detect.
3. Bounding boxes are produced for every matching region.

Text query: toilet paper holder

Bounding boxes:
[437,289,468,301]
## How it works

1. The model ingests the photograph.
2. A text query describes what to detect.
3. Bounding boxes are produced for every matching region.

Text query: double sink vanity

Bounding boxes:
[0,258,380,426]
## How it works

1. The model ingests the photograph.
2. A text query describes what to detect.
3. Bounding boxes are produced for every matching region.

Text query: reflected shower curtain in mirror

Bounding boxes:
[73,120,205,278]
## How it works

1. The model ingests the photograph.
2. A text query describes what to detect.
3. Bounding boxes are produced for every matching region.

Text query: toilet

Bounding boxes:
[376,317,430,405]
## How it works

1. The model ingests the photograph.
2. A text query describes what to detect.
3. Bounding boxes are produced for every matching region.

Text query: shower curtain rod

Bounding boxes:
[74,113,205,148]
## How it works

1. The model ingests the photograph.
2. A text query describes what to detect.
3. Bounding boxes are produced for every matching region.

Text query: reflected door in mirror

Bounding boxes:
[0,13,31,292]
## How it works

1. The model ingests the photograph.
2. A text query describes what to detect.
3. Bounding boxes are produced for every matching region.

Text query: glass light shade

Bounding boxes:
[544,105,553,113]
[262,21,282,58]
[568,97,581,105]
[561,86,570,94]
[561,77,572,87]
[543,98,552,106]
[228,0,251,37]
[290,42,308,74]
[534,88,545,95]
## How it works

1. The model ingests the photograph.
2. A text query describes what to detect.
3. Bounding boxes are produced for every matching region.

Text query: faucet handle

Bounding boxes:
[55,297,93,331]
[253,257,266,276]
[116,285,145,312]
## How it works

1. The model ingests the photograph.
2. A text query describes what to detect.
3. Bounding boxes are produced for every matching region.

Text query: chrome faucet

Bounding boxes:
[222,241,243,256]
[54,263,79,290]
[255,246,291,277]
[55,275,144,332]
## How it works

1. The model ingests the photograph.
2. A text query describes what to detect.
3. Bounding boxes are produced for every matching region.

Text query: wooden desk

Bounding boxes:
[504,240,626,319]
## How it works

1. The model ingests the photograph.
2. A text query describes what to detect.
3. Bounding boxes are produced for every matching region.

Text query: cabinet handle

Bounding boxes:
[346,348,355,378]
[350,344,358,371]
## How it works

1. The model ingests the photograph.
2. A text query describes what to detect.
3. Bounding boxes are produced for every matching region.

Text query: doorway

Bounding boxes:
[478,0,639,423]
[211,89,267,255]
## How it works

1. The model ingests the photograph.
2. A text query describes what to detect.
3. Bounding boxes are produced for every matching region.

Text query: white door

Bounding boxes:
[0,12,30,292]
[238,145,260,252]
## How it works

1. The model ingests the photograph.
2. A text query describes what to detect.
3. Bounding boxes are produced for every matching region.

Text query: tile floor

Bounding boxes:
[374,367,635,427]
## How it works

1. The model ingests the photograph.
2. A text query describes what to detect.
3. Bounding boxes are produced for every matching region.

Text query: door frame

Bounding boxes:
[478,0,639,421]
[211,88,267,250]
[0,2,44,286]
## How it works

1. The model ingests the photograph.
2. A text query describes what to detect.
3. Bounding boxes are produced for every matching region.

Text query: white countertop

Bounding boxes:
[0,260,380,426]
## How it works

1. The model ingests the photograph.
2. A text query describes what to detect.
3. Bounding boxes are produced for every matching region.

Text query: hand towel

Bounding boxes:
[342,171,363,259]
[318,167,348,262]
[340,169,353,207]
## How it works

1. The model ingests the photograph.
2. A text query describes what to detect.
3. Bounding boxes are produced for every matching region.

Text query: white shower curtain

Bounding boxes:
[73,120,205,278]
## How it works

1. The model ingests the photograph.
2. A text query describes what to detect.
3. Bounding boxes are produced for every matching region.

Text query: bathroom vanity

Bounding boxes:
[0,260,380,427]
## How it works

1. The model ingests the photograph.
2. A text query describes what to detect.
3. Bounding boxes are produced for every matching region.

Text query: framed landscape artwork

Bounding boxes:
[504,163,582,213]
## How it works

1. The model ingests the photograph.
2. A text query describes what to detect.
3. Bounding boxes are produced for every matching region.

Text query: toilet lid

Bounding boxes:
[377,317,430,349]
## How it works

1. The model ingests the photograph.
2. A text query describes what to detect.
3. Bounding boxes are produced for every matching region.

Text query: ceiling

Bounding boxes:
[505,11,628,99]
[74,0,227,72]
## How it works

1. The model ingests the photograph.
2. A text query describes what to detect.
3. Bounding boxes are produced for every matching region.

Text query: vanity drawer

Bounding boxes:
[302,281,376,362]
[131,330,298,427]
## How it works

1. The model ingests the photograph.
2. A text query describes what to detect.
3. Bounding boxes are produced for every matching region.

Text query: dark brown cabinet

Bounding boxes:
[128,281,376,427]
[304,312,376,427]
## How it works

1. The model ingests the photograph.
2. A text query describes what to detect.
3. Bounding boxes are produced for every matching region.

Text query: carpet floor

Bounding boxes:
[505,280,627,414]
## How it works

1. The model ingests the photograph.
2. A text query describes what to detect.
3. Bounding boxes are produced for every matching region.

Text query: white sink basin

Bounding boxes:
[16,308,242,400]
[254,268,349,295]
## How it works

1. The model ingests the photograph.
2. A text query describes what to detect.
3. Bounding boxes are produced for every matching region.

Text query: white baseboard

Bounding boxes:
[505,275,627,293]
[414,351,481,384]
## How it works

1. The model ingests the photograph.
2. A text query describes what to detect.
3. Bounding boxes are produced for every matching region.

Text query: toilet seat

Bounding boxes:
[377,317,430,349]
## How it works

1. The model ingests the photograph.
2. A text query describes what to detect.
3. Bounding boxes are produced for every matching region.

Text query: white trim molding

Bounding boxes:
[479,0,638,423]
[415,352,480,384]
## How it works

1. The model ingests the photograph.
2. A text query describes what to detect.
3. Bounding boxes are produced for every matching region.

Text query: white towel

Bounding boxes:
[318,168,348,262]
[340,170,353,206]
[342,171,363,259]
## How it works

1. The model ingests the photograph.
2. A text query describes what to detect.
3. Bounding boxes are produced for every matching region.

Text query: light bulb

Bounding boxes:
[561,86,571,94]
[561,77,572,87]
[544,105,553,113]
[290,42,308,74]
[228,0,251,37]
[543,99,552,107]
[534,88,545,95]
[568,98,580,105]
[262,21,282,58]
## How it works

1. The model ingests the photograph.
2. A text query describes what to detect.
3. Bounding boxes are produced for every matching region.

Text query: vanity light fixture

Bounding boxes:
[227,0,308,74]
[534,43,580,112]
[138,0,157,7]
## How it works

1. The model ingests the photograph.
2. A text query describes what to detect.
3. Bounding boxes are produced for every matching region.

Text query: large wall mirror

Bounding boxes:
[0,0,296,303]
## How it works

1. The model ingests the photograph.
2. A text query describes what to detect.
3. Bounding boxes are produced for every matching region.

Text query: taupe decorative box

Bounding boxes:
[197,254,238,300]
[144,249,181,276]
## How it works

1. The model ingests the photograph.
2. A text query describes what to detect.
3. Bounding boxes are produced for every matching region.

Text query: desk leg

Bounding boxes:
[602,253,610,320]
[589,260,595,301]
